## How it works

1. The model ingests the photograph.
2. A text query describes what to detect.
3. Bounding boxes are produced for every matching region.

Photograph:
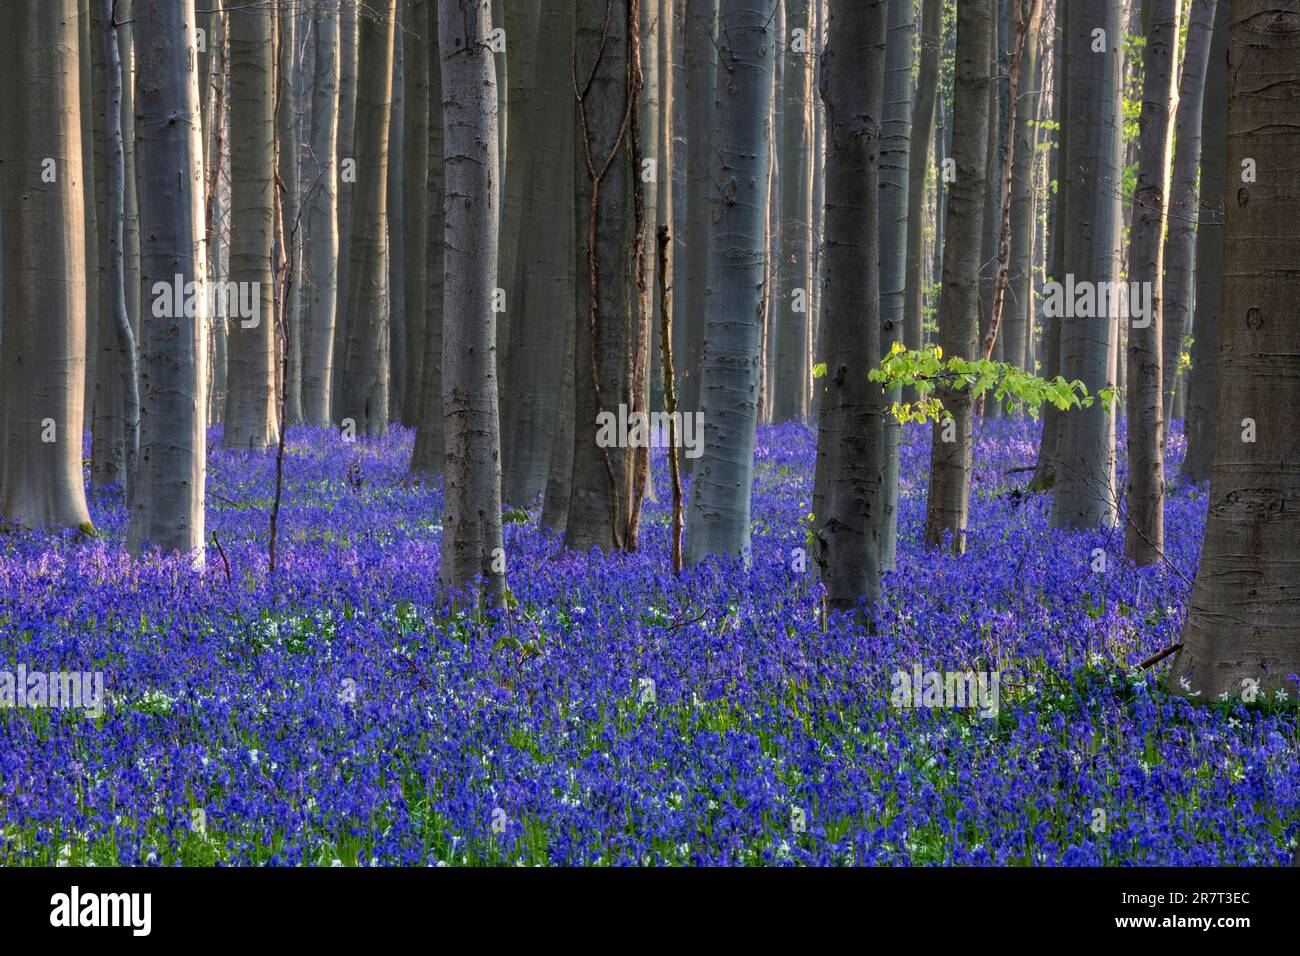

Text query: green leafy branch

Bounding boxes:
[826,344,1117,425]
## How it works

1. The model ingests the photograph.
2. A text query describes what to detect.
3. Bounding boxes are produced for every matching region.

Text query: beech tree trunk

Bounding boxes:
[399,0,429,427]
[224,2,279,449]
[815,0,887,608]
[1051,0,1122,530]
[877,0,912,570]
[409,11,446,478]
[677,0,718,418]
[1168,0,1300,700]
[924,0,991,552]
[1124,0,1181,567]
[438,0,506,606]
[683,0,773,565]
[774,0,813,424]
[127,0,208,559]
[500,0,575,507]
[902,0,942,406]
[339,0,397,438]
[0,0,95,532]
[1181,0,1227,483]
[304,0,340,425]
[564,0,644,553]
[1161,0,1216,440]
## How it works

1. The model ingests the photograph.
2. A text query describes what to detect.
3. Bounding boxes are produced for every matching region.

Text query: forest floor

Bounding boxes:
[0,420,1295,865]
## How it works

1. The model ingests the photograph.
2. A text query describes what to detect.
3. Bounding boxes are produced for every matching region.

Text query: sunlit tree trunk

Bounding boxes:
[127,0,208,559]
[1181,0,1227,483]
[304,0,340,425]
[1124,0,1182,566]
[1161,0,1216,440]
[331,0,358,420]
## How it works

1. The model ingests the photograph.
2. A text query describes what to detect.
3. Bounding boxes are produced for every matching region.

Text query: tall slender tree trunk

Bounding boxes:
[79,0,101,432]
[339,0,397,438]
[1161,0,1216,439]
[774,0,813,424]
[683,0,773,565]
[815,0,887,608]
[1124,0,1182,566]
[1168,0,1300,700]
[91,0,126,488]
[331,0,358,420]
[1032,4,1067,490]
[278,0,304,427]
[924,0,991,552]
[1181,0,1227,483]
[224,3,279,449]
[1003,0,1043,382]
[409,13,446,478]
[386,11,405,421]
[565,0,645,553]
[1051,0,1122,530]
[438,0,506,606]
[101,0,139,493]
[877,0,912,570]
[500,0,576,507]
[0,0,95,532]
[304,0,340,425]
[902,0,942,406]
[678,0,718,418]
[128,0,208,559]
[399,0,429,427]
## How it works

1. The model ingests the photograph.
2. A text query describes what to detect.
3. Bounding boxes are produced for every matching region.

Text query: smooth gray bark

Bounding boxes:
[224,2,279,449]
[127,0,208,559]
[0,0,95,532]
[400,0,429,426]
[1161,0,1216,440]
[683,0,774,566]
[774,0,813,424]
[1181,0,1226,484]
[1124,0,1181,566]
[500,0,575,507]
[1051,0,1122,530]
[339,0,396,438]
[304,0,340,425]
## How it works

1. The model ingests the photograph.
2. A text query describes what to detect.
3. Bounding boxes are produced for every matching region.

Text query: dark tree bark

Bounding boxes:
[815,0,887,609]
[1181,0,1228,484]
[924,0,991,552]
[1169,0,1300,701]
[437,0,506,606]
